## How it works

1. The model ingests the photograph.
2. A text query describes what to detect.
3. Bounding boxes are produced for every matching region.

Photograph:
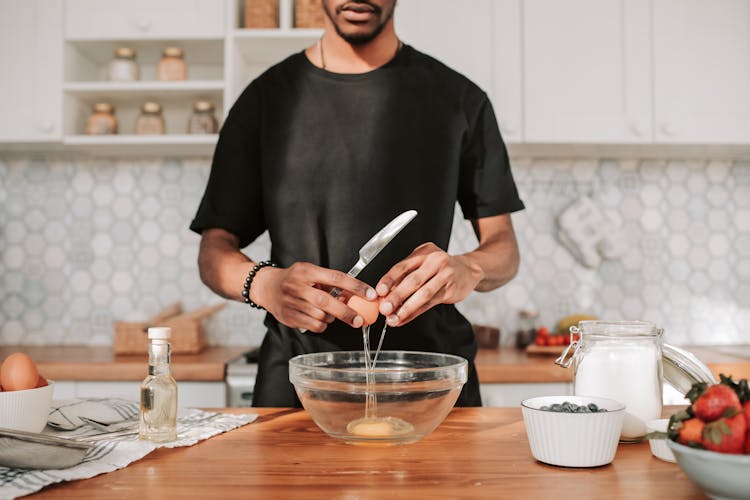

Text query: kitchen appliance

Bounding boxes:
[225,349,258,408]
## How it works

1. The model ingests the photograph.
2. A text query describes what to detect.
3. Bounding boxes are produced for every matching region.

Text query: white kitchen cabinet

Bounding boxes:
[0,0,62,142]
[395,0,524,141]
[523,0,652,143]
[653,0,750,143]
[480,383,573,407]
[64,0,225,40]
[396,0,494,96]
[492,0,523,143]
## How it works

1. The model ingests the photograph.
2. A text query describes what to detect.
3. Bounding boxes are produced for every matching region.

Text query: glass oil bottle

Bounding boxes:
[139,326,178,442]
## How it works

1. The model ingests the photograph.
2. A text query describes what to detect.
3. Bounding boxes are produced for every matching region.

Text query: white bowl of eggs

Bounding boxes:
[1,352,53,433]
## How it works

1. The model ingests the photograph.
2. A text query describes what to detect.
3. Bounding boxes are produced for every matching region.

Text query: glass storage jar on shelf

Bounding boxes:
[157,47,186,81]
[515,309,539,349]
[135,102,166,135]
[187,100,218,134]
[108,47,138,81]
[86,102,117,135]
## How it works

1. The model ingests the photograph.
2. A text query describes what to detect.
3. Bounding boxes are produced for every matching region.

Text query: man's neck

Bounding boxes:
[306,24,400,74]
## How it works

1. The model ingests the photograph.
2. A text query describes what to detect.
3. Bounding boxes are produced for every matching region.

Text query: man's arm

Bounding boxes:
[375,213,520,327]
[197,228,376,332]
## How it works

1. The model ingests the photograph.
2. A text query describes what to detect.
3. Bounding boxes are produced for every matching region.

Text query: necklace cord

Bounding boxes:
[319,37,402,70]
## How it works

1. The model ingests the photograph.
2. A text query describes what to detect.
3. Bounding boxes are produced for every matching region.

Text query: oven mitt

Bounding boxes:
[557,196,628,268]
[47,398,139,431]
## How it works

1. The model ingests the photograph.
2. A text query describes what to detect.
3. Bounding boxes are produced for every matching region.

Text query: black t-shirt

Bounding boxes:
[191,45,524,406]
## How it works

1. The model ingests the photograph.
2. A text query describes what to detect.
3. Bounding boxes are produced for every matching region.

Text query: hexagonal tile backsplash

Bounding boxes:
[0,156,748,348]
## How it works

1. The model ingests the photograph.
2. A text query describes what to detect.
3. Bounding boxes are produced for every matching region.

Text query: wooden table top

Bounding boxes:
[28,407,704,499]
[0,345,248,382]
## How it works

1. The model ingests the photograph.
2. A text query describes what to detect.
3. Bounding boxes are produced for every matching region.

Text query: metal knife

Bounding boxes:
[329,209,418,298]
[300,209,417,332]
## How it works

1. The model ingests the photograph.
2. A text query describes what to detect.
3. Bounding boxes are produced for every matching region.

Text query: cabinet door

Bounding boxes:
[653,0,750,143]
[523,0,652,143]
[492,0,523,142]
[64,0,225,39]
[396,0,522,142]
[0,0,62,142]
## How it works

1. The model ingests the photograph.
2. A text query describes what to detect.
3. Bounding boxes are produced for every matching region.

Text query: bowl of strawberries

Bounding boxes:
[666,375,750,500]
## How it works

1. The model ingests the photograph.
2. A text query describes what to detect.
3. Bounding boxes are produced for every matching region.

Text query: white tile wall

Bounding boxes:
[0,156,748,347]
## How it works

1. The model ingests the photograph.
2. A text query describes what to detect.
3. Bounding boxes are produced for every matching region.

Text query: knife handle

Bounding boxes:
[298,259,365,333]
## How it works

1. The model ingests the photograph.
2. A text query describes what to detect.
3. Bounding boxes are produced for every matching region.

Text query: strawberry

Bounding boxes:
[691,384,742,422]
[676,418,705,447]
[702,412,746,454]
[744,401,750,454]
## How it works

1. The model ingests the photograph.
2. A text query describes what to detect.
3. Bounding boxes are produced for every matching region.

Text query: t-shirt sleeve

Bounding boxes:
[189,82,266,248]
[457,93,525,219]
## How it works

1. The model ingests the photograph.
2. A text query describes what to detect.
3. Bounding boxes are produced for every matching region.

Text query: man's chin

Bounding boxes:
[334,24,383,45]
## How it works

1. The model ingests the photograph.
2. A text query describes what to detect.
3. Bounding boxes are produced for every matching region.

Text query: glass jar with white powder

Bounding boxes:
[556,321,663,442]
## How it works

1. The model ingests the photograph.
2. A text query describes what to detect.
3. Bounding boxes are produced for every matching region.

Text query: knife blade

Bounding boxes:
[330,209,418,297]
[299,210,417,332]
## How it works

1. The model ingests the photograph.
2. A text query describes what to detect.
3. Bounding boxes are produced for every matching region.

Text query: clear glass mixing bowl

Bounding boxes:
[289,351,468,445]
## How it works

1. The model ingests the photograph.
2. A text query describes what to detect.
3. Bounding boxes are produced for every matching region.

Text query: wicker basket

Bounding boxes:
[113,302,225,355]
[294,0,326,28]
[244,0,279,28]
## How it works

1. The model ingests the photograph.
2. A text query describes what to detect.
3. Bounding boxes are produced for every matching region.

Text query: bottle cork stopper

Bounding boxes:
[148,327,171,340]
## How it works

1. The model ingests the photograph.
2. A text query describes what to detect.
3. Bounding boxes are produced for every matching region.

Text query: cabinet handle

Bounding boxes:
[37,121,55,134]
[499,121,516,135]
[135,18,152,31]
[661,122,677,136]
[629,121,647,137]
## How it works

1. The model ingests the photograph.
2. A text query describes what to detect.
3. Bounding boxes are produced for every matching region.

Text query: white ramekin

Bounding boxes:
[0,381,54,432]
[521,395,625,467]
[646,418,676,462]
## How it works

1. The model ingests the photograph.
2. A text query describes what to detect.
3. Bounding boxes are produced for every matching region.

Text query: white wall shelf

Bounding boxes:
[62,133,218,156]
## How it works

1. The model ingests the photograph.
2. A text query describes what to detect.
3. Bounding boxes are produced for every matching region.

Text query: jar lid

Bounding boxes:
[114,47,136,59]
[162,46,183,58]
[662,343,717,395]
[193,100,214,112]
[92,102,114,113]
[518,309,539,318]
[147,327,171,340]
[141,101,162,113]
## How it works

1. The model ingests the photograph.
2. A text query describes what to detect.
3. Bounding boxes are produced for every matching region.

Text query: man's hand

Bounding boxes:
[375,243,484,327]
[252,262,377,333]
[375,214,520,327]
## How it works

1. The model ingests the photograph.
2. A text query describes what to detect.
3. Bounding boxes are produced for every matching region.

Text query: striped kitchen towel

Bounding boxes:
[0,398,257,499]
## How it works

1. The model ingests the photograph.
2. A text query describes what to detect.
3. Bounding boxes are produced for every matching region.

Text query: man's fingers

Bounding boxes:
[387,275,446,326]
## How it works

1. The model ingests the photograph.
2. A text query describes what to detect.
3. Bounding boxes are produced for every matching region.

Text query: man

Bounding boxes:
[190,0,524,407]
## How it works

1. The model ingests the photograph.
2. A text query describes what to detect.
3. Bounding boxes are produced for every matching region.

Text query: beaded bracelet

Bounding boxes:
[241,260,277,310]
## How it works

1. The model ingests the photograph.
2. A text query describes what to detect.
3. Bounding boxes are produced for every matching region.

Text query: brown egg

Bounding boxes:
[35,375,48,388]
[347,296,380,326]
[0,352,39,391]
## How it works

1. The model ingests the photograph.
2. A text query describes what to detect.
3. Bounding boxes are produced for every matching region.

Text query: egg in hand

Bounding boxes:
[347,295,381,326]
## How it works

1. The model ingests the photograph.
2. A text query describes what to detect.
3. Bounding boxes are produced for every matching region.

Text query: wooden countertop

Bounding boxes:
[475,345,750,383]
[0,346,248,382]
[28,407,704,499]
[2,344,748,384]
